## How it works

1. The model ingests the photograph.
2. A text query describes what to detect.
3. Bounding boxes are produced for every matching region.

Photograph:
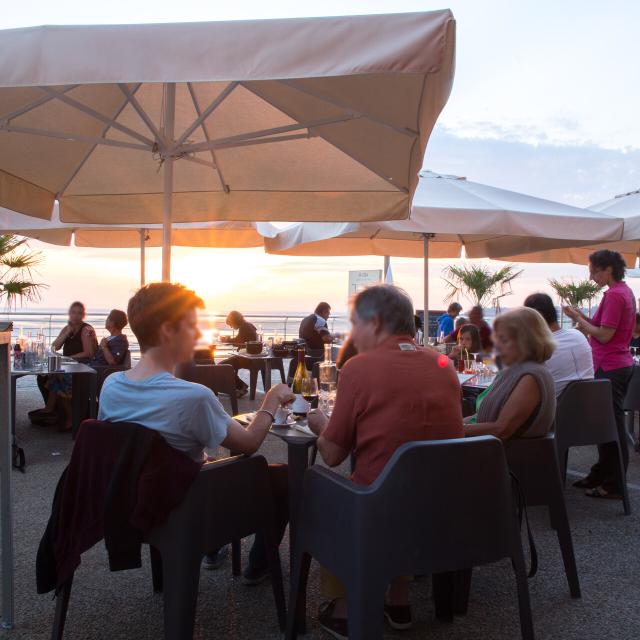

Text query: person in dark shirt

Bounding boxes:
[630,313,640,350]
[89,309,129,367]
[222,311,257,346]
[219,311,258,396]
[299,302,332,353]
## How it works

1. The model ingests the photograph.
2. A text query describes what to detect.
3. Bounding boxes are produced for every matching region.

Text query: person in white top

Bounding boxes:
[99,282,294,584]
[524,293,594,396]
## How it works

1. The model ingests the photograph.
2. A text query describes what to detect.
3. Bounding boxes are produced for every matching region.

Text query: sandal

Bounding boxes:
[585,486,622,500]
[572,477,599,489]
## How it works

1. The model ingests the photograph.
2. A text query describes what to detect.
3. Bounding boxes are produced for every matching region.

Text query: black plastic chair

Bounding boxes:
[504,434,581,598]
[52,455,286,640]
[177,362,239,416]
[554,379,631,515]
[286,436,534,640]
[94,351,132,396]
[623,365,640,450]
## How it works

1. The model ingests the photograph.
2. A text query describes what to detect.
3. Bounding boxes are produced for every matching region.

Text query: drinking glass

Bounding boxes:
[301,378,319,408]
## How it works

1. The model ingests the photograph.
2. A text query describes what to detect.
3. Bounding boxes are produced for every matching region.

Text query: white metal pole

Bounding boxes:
[162,83,176,282]
[139,228,146,287]
[423,234,430,324]
[383,255,390,280]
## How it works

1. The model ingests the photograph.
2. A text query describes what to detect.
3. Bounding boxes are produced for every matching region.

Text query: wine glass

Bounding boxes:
[301,378,319,409]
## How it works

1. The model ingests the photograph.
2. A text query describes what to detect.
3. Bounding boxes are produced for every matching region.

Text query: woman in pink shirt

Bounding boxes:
[564,250,636,500]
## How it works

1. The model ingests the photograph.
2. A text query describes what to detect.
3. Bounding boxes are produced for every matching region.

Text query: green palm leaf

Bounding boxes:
[0,234,46,308]
[443,263,523,308]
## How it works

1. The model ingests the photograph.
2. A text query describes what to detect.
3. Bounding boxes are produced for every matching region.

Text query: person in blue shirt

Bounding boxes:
[437,302,463,337]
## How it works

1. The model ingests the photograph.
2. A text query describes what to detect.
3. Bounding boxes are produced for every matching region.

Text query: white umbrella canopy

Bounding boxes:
[264,171,624,310]
[494,189,640,265]
[0,11,456,280]
[0,203,278,284]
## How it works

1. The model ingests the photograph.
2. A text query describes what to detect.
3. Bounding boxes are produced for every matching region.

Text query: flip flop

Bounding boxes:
[573,477,598,488]
[585,486,622,500]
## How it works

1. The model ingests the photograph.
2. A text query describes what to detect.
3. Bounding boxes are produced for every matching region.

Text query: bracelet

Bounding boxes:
[255,409,275,422]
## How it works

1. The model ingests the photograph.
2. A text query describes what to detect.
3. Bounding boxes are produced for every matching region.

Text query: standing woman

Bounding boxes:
[564,250,636,500]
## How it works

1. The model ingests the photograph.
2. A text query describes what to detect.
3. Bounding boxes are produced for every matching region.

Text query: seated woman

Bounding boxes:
[448,323,483,369]
[89,309,129,367]
[31,301,98,428]
[465,307,556,439]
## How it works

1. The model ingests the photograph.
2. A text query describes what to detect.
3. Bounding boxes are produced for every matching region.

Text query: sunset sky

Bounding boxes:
[3,0,640,315]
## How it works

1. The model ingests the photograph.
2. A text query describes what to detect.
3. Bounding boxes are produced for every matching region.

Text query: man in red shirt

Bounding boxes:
[308,284,463,637]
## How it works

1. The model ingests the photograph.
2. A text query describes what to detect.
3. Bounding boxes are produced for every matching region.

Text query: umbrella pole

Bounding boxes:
[162,83,176,282]
[139,228,146,287]
[423,234,430,324]
[384,255,390,280]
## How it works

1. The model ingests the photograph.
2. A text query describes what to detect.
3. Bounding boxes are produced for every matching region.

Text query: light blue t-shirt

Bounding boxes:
[98,371,231,460]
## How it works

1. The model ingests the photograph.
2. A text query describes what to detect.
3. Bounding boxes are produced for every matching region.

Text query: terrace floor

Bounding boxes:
[1,374,639,639]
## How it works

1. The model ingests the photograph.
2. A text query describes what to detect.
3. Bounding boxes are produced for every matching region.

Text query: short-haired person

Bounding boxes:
[89,309,129,367]
[630,313,640,349]
[564,250,637,499]
[98,283,294,582]
[465,307,556,440]
[437,302,463,338]
[219,311,258,396]
[307,285,464,635]
[299,302,332,352]
[524,293,594,396]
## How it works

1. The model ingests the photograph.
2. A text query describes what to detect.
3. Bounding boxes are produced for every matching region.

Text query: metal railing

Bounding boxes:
[1,310,349,357]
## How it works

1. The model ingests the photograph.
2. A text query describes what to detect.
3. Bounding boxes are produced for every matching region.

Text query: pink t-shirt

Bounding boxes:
[590,280,636,372]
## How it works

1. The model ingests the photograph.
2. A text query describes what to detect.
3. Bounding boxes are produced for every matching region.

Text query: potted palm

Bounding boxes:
[443,263,523,310]
[548,278,601,319]
[0,235,44,308]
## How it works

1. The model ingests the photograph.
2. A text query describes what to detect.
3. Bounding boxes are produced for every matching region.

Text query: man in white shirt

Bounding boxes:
[99,282,294,583]
[524,293,594,396]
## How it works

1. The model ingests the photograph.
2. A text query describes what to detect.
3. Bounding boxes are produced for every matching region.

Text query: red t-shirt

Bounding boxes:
[322,335,464,486]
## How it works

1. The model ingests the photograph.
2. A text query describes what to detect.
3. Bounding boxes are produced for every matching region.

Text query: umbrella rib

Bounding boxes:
[186,82,229,193]
[189,132,310,153]
[174,82,238,148]
[275,80,418,138]
[0,122,150,151]
[179,115,356,154]
[0,85,79,122]
[117,83,164,144]
[39,87,155,147]
[56,84,145,197]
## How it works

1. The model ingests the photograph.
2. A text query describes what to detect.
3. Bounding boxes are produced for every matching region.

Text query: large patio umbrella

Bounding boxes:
[264,171,623,311]
[491,189,640,265]
[0,11,456,280]
[0,204,278,285]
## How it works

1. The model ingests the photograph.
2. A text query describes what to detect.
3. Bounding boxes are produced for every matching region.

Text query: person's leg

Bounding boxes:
[592,366,632,493]
[245,464,289,582]
[219,356,249,392]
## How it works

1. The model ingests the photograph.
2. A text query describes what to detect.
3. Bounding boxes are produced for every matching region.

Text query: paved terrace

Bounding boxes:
[1,374,639,639]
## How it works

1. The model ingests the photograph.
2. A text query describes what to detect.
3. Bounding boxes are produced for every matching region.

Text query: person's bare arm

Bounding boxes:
[221,384,294,454]
[100,339,117,365]
[71,326,98,359]
[51,326,70,351]
[308,409,351,467]
[465,375,540,440]
[563,306,615,343]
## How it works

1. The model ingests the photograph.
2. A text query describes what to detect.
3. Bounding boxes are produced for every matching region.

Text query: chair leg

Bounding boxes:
[345,575,386,640]
[249,367,258,400]
[309,445,318,466]
[278,362,286,384]
[263,525,287,631]
[150,545,163,593]
[615,442,631,515]
[556,445,568,486]
[286,551,312,640]
[432,572,455,622]
[511,539,535,640]
[231,538,242,577]
[51,578,73,640]
[160,549,203,640]
[548,501,581,598]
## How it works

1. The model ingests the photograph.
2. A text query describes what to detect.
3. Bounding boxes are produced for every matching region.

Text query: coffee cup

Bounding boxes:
[291,395,310,415]
[274,407,290,424]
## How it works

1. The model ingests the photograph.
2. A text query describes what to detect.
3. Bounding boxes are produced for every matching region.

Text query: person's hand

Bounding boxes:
[562,306,580,321]
[450,345,461,359]
[99,337,108,348]
[263,383,295,412]
[307,408,329,436]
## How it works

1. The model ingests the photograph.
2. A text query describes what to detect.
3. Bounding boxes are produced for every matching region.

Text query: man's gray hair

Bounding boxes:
[351,285,416,335]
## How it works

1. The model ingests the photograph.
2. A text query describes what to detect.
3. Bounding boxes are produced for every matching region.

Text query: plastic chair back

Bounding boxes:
[624,365,640,411]
[177,362,238,415]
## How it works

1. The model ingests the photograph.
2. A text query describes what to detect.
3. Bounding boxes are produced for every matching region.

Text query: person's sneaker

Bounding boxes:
[241,564,269,585]
[317,600,348,640]
[202,546,229,570]
[384,603,412,630]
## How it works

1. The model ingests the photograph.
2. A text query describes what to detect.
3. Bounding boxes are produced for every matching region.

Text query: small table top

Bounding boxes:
[458,372,495,390]
[234,412,317,444]
[12,361,96,377]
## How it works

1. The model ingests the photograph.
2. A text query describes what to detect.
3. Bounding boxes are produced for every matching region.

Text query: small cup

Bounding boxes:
[274,407,290,424]
[291,395,310,415]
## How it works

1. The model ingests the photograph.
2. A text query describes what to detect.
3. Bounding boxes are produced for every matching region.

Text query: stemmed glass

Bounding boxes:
[631,347,639,364]
[301,378,319,409]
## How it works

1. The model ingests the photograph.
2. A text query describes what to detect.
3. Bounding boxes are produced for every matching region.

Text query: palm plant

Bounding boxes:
[443,263,523,308]
[548,278,601,315]
[0,235,44,307]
